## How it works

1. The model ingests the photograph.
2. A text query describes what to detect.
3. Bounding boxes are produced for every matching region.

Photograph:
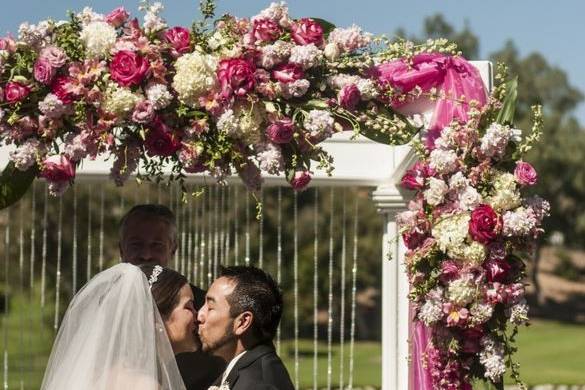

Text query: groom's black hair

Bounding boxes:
[219,265,283,343]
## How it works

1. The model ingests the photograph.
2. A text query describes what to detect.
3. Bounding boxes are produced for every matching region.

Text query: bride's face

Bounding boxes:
[164,284,198,354]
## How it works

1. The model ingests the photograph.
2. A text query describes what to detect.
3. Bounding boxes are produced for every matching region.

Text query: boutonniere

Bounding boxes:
[208,382,230,390]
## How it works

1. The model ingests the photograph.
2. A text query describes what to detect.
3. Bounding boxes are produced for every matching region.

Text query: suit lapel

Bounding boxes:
[224,343,276,388]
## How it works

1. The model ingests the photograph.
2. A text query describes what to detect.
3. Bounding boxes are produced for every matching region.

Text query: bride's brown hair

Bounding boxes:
[140,265,188,318]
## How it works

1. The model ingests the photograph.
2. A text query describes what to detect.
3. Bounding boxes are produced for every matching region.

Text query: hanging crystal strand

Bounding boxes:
[18,201,25,389]
[207,187,213,286]
[86,190,93,282]
[258,187,264,268]
[98,186,105,271]
[179,189,186,274]
[72,185,78,294]
[213,186,219,278]
[3,208,11,390]
[326,187,335,390]
[223,186,231,266]
[233,186,239,265]
[244,191,250,266]
[199,190,206,287]
[339,189,348,390]
[275,187,282,355]
[312,188,319,390]
[175,185,181,271]
[193,189,200,283]
[348,197,359,390]
[29,183,36,289]
[54,196,63,331]
[187,191,193,282]
[40,185,49,310]
[293,191,300,390]
[220,186,227,266]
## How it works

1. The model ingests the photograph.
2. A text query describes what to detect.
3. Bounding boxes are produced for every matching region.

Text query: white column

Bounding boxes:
[372,184,410,390]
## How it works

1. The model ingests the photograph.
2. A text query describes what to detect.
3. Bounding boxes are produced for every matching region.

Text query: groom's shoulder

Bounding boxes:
[236,344,294,390]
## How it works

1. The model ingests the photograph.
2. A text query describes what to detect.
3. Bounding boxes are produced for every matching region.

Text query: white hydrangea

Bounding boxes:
[145,83,173,110]
[470,302,494,325]
[38,94,69,119]
[327,74,358,90]
[304,109,334,137]
[80,21,117,58]
[172,52,218,108]
[216,109,238,134]
[217,103,265,144]
[480,123,512,159]
[424,177,448,206]
[256,143,284,174]
[327,25,372,53]
[508,300,529,325]
[103,85,140,117]
[253,2,291,27]
[9,139,45,171]
[289,44,323,70]
[418,299,443,325]
[488,189,521,212]
[259,41,291,69]
[77,7,105,26]
[459,186,483,211]
[502,207,537,237]
[432,213,470,255]
[463,241,487,265]
[447,275,477,306]
[355,78,379,100]
[479,337,506,382]
[493,171,517,192]
[280,79,310,98]
[449,172,469,191]
[429,148,458,174]
[18,21,52,47]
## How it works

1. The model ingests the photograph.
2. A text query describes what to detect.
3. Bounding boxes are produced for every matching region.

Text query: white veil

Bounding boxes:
[41,263,186,390]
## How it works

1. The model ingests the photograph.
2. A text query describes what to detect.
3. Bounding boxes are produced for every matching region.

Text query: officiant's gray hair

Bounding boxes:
[119,204,177,242]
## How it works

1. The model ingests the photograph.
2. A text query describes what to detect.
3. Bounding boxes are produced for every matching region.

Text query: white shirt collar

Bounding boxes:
[221,350,247,385]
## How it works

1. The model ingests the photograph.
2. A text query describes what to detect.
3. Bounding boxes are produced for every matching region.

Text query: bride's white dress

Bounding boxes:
[40,263,186,390]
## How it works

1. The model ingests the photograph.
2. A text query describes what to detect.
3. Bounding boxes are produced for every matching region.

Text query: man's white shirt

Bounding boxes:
[221,350,247,386]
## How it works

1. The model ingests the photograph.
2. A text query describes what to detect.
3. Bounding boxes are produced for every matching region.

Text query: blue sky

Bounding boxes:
[2,0,584,122]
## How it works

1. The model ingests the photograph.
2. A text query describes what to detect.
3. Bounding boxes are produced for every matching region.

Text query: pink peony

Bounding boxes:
[266,118,295,144]
[469,204,501,244]
[33,57,56,85]
[40,155,75,183]
[271,63,304,83]
[252,18,282,43]
[132,100,156,124]
[105,7,129,27]
[51,76,77,104]
[440,260,460,283]
[110,50,150,87]
[39,46,68,68]
[164,26,192,55]
[144,117,182,157]
[290,170,311,191]
[514,161,538,186]
[217,58,256,98]
[4,82,30,104]
[291,18,324,46]
[338,83,361,110]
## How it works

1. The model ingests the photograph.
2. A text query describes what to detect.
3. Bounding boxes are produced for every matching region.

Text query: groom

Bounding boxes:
[198,265,294,390]
[119,204,225,390]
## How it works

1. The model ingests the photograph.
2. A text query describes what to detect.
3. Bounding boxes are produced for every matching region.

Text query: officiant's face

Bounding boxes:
[119,215,176,266]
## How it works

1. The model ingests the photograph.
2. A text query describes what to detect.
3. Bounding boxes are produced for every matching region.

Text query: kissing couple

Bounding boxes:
[40,204,295,390]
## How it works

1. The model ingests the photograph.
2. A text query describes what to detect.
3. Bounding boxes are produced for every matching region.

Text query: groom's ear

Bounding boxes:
[233,311,254,336]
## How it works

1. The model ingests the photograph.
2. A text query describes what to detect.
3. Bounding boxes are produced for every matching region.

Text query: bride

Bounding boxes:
[40,263,198,389]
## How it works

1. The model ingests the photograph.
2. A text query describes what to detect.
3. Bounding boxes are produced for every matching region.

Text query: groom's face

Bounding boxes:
[119,215,176,266]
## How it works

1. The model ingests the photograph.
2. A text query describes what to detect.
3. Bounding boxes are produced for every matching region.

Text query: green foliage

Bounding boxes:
[0,162,37,210]
[52,13,84,62]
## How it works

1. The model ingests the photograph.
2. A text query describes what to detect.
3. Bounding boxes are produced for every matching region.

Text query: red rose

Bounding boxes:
[105,7,129,27]
[469,204,501,244]
[338,83,361,111]
[4,82,31,104]
[401,162,432,191]
[290,170,311,191]
[271,63,304,83]
[51,76,76,104]
[40,155,75,183]
[266,118,294,144]
[217,58,256,98]
[164,26,192,55]
[110,50,150,87]
[514,161,537,186]
[252,18,282,43]
[291,18,324,46]
[402,229,426,250]
[484,258,511,283]
[145,118,182,157]
[33,57,56,85]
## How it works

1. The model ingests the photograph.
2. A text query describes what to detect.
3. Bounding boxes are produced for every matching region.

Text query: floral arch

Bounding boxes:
[0,2,547,389]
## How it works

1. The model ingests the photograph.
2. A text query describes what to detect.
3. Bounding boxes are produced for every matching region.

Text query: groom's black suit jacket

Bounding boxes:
[176,351,226,390]
[215,343,294,390]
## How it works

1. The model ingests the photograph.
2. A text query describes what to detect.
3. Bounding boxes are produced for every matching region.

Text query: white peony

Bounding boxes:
[145,83,173,110]
[172,52,218,108]
[424,177,448,206]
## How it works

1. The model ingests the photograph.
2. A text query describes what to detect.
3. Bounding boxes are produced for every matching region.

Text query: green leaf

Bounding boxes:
[0,162,38,210]
[304,99,329,109]
[311,18,336,37]
[496,77,518,125]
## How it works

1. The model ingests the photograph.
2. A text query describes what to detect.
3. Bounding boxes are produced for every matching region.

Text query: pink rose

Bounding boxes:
[145,117,182,157]
[217,58,256,98]
[401,162,433,190]
[291,18,324,46]
[0,37,16,53]
[51,76,76,104]
[164,26,192,56]
[105,7,129,27]
[338,83,361,111]
[132,100,156,124]
[290,170,311,191]
[484,258,511,283]
[39,46,68,68]
[40,155,75,183]
[271,63,304,83]
[252,18,282,43]
[34,57,56,85]
[110,50,150,87]
[439,260,460,283]
[266,118,295,144]
[514,161,537,186]
[469,204,501,244]
[4,82,31,104]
